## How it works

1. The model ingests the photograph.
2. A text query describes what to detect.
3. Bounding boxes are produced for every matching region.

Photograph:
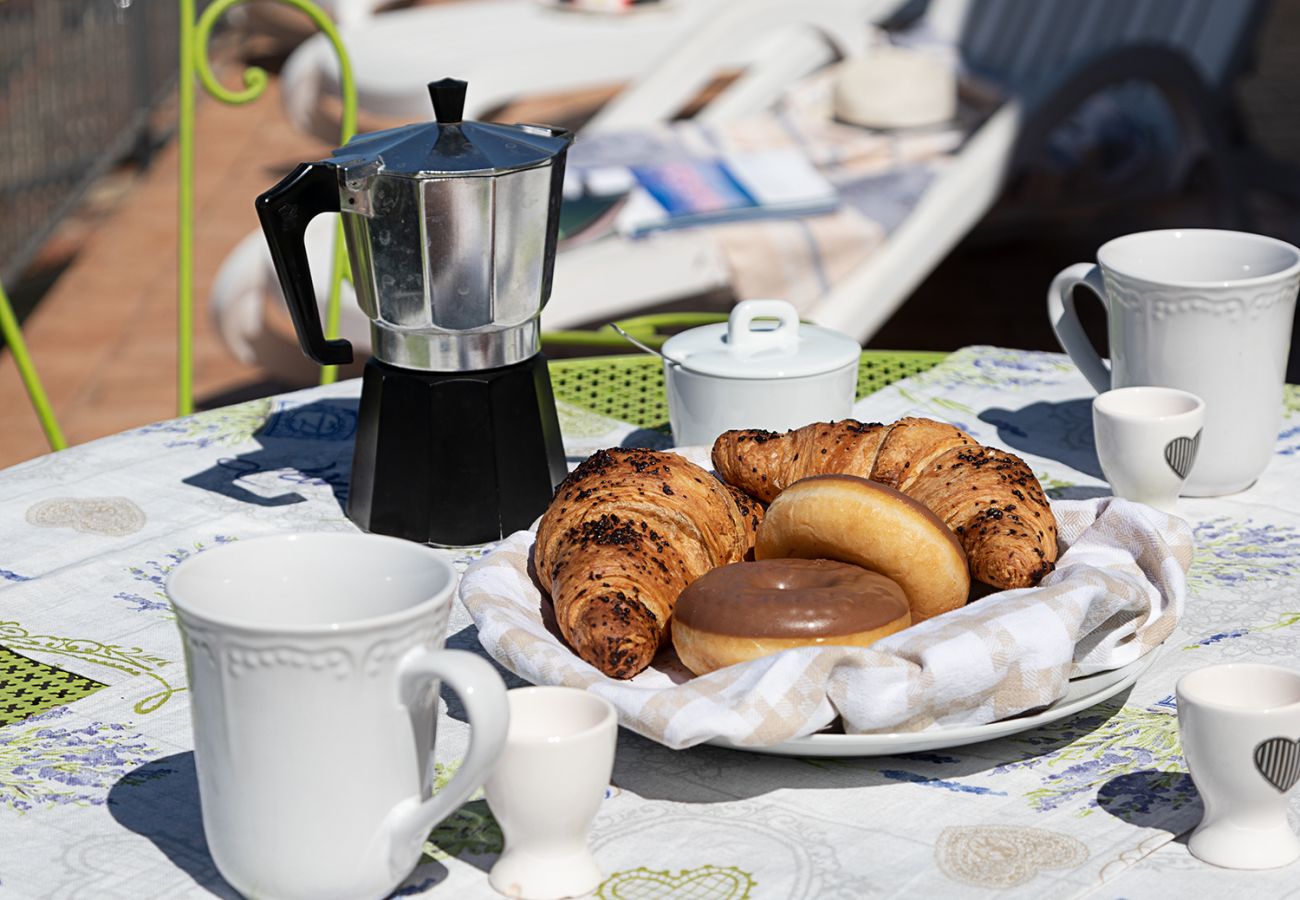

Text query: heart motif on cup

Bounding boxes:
[596,865,755,900]
[1254,736,1300,793]
[1164,429,1201,480]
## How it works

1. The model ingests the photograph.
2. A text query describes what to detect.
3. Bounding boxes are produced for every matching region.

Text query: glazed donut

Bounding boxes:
[755,475,969,622]
[672,558,910,676]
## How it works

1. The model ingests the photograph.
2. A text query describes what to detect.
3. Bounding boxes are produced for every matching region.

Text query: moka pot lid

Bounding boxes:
[328,78,573,178]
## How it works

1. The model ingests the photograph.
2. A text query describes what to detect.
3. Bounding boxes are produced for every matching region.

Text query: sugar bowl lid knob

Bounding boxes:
[428,78,467,125]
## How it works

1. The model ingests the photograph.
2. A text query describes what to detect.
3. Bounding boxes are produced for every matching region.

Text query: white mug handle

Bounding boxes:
[1047,263,1112,393]
[383,648,508,867]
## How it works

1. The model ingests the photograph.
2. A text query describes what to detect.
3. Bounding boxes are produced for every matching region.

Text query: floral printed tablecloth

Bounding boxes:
[2,345,1299,899]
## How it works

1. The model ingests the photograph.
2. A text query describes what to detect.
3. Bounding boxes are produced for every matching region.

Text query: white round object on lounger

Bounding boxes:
[832,47,956,130]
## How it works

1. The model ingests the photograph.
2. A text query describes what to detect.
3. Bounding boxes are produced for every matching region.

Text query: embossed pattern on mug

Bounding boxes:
[1105,271,1300,322]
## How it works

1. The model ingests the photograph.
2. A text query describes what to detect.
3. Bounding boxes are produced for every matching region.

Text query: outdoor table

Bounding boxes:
[2,345,1299,898]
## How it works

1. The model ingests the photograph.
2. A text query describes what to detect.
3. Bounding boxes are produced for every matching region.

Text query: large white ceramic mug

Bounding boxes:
[1048,229,1300,496]
[167,533,509,900]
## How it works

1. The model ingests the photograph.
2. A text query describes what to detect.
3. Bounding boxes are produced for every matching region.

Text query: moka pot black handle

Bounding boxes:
[254,161,353,366]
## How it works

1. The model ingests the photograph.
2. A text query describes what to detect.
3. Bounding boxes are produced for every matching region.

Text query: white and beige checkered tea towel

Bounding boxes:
[460,486,1192,750]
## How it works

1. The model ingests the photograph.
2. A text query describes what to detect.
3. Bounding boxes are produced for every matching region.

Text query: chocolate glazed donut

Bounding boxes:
[671,558,911,675]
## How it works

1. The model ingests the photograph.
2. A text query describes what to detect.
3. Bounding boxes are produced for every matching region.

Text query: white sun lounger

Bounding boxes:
[278,0,873,141]
[545,0,1267,339]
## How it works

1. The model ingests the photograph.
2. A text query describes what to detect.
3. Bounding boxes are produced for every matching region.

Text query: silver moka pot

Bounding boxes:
[256,79,572,545]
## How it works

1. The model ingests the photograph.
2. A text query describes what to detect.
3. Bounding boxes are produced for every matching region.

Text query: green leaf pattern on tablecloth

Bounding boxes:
[132,398,274,448]
[597,865,756,899]
[862,350,1079,431]
[893,386,977,421]
[1037,471,1079,498]
[0,622,180,715]
[1181,611,1300,652]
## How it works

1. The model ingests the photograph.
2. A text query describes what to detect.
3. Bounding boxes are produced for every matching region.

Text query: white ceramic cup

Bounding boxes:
[1092,386,1205,511]
[484,686,617,900]
[1048,229,1300,496]
[1177,664,1300,869]
[662,299,859,448]
[167,533,509,900]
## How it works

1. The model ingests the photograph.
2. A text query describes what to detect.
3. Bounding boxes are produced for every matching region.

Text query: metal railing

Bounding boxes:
[0,0,355,451]
[0,0,195,288]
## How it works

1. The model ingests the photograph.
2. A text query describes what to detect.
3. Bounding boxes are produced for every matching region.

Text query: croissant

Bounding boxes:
[712,418,1057,589]
[534,448,757,679]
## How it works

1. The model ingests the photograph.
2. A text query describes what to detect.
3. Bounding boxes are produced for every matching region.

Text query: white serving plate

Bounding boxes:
[707,651,1157,757]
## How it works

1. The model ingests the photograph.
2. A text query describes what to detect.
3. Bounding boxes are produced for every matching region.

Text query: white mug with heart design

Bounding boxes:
[1048,229,1300,496]
[1177,663,1300,869]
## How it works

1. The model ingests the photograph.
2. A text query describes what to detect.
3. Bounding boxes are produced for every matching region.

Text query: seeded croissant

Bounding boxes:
[534,448,759,679]
[712,418,1057,589]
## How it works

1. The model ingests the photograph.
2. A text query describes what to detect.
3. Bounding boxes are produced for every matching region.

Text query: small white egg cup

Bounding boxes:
[485,686,617,899]
[1177,664,1300,869]
[1092,386,1205,511]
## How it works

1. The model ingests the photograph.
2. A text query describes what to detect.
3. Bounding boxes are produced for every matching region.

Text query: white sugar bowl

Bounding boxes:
[662,300,861,448]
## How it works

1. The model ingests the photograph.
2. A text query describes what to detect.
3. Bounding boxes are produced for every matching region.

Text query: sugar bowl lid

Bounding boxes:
[329,78,573,177]
[661,300,861,379]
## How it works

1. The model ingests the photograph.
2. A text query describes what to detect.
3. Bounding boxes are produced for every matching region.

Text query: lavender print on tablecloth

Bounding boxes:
[0,709,163,812]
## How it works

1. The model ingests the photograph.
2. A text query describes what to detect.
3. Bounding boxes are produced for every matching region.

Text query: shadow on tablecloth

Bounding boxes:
[181,400,356,512]
[592,691,1132,805]
[108,751,455,894]
[979,398,1105,480]
[107,752,241,898]
[1095,769,1203,835]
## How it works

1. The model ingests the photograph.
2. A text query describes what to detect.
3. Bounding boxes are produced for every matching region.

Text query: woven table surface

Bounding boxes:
[549,350,948,430]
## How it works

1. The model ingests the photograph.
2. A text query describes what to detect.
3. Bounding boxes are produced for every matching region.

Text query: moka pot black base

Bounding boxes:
[347,354,568,546]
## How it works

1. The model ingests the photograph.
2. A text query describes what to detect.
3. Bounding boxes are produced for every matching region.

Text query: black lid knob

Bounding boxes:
[429,78,467,125]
